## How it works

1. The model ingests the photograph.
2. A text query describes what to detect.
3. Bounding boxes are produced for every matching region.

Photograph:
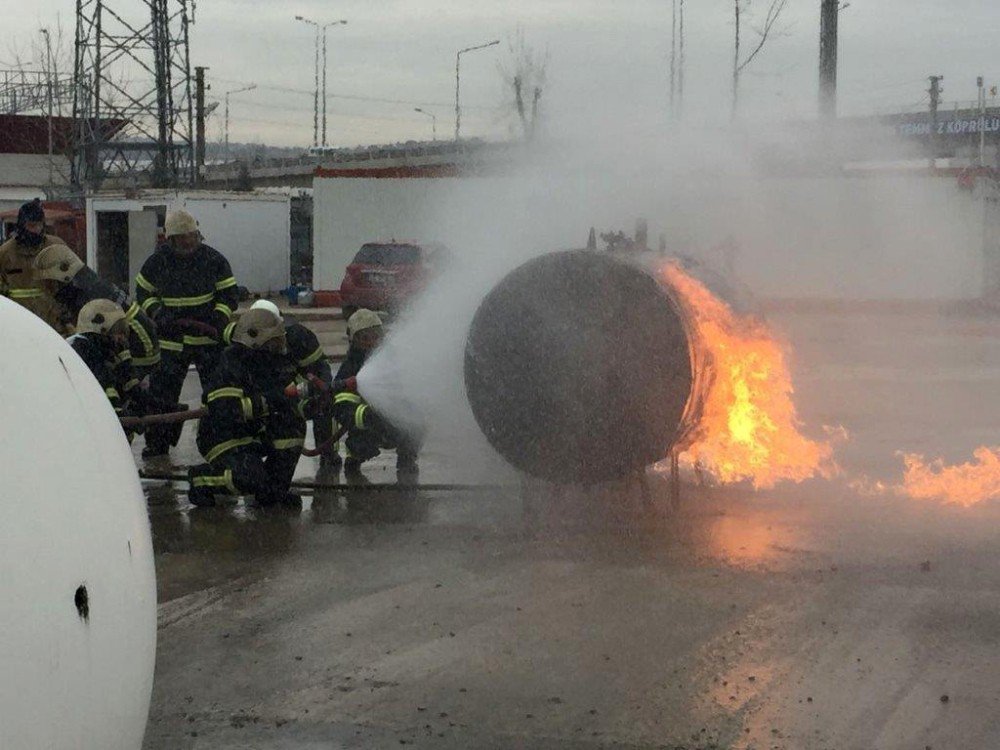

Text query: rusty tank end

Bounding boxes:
[464,249,694,484]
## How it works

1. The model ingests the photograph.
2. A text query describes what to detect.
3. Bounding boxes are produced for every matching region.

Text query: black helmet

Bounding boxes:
[17,198,45,228]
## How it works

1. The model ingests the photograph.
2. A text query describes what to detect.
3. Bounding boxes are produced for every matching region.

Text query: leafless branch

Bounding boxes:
[737,0,788,73]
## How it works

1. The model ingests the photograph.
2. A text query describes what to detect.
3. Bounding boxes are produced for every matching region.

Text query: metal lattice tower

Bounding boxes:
[72,0,194,189]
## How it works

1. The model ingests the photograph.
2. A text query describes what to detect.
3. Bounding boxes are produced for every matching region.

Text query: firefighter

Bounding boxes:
[135,209,239,459]
[333,308,421,476]
[222,298,342,474]
[188,308,306,508]
[66,299,136,438]
[34,243,161,408]
[0,199,73,332]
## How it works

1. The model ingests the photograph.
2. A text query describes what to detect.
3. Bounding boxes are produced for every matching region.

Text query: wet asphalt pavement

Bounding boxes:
[139,308,1000,750]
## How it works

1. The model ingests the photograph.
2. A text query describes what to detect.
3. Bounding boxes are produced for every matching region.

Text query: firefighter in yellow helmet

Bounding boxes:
[135,209,239,459]
[35,243,161,411]
[0,199,74,333]
[66,299,137,438]
[188,308,306,507]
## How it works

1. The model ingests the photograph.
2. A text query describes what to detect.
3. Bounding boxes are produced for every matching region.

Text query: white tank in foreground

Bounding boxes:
[0,298,156,749]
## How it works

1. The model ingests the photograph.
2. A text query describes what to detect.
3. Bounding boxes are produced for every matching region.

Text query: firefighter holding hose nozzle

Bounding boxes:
[332,309,422,477]
[223,299,344,475]
[188,308,306,508]
[134,210,239,459]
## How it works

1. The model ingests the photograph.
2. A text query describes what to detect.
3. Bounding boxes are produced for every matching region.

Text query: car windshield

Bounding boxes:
[353,244,421,265]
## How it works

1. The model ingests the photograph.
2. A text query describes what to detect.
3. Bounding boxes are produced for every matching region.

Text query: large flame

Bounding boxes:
[661,263,837,489]
[898,447,1000,507]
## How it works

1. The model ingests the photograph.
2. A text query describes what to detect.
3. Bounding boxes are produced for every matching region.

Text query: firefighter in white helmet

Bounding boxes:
[188,307,306,507]
[332,308,422,476]
[134,209,239,459]
[220,299,343,474]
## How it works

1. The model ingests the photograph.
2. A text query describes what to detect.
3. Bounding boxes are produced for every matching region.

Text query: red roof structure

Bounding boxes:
[0,114,126,155]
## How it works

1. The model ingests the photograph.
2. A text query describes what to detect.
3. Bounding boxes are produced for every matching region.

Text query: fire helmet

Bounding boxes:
[164,210,198,238]
[33,243,84,283]
[17,198,44,228]
[231,308,285,350]
[77,299,127,336]
[346,308,383,339]
[250,299,283,320]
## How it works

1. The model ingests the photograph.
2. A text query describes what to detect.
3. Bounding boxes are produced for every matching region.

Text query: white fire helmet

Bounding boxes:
[250,299,283,320]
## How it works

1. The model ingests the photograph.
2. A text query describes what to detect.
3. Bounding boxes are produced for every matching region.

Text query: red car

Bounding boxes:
[339,242,428,319]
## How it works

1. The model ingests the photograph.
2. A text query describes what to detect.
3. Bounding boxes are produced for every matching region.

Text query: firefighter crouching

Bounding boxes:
[224,299,343,475]
[188,308,305,508]
[135,209,239,459]
[34,243,161,410]
[67,299,139,440]
[333,309,422,476]
[0,199,74,333]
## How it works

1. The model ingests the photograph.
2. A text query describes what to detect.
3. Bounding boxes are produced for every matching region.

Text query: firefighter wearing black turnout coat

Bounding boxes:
[66,299,138,440]
[223,299,343,473]
[332,309,422,475]
[188,308,306,507]
[135,210,238,458]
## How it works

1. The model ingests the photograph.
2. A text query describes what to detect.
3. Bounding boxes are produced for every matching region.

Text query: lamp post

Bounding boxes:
[414,107,437,141]
[40,28,52,186]
[296,15,347,148]
[224,83,256,160]
[455,39,499,141]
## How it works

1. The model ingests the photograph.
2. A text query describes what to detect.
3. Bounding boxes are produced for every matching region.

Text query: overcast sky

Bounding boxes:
[6,0,1000,148]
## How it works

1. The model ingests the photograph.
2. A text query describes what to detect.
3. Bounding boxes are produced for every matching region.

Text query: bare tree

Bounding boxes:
[498,28,548,141]
[732,0,788,119]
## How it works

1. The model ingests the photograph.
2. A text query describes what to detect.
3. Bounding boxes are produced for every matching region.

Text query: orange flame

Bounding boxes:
[661,263,837,489]
[898,447,1000,507]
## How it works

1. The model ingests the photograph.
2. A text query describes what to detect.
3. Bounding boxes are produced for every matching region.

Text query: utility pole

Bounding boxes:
[194,66,207,185]
[819,0,839,119]
[455,39,499,141]
[929,75,943,166]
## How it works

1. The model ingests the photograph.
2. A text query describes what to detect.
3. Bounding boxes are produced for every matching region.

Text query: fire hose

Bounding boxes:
[121,376,358,453]
[170,318,220,339]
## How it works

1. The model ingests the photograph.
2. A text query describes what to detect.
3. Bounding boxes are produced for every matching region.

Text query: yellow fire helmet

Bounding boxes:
[33,243,84,283]
[164,209,198,238]
[77,299,127,336]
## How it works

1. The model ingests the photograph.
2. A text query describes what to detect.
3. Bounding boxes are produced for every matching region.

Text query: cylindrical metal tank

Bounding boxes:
[464,250,693,483]
[0,298,156,749]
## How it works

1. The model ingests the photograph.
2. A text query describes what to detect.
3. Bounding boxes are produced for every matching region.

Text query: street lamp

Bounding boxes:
[414,107,437,141]
[296,15,347,148]
[224,83,256,160]
[455,39,499,141]
[40,28,52,185]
